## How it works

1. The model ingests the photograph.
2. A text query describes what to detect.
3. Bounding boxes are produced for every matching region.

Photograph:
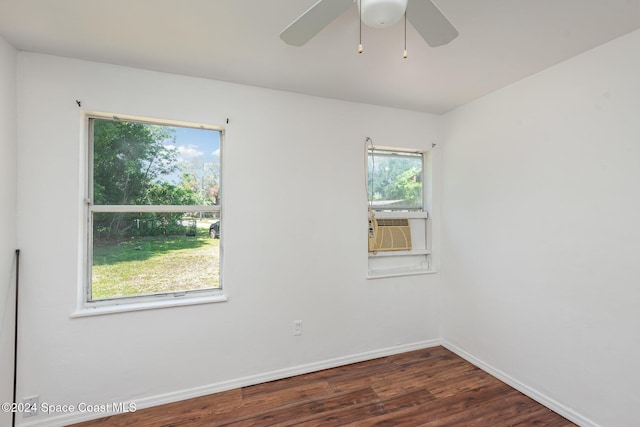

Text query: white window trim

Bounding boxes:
[75,112,227,316]
[71,293,228,318]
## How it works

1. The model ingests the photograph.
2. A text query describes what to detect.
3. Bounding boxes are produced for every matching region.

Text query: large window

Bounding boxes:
[86,115,223,305]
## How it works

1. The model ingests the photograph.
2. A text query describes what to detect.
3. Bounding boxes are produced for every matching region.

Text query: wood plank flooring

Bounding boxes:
[70,346,575,426]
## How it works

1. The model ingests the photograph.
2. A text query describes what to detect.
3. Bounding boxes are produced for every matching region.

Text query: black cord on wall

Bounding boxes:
[12,249,20,427]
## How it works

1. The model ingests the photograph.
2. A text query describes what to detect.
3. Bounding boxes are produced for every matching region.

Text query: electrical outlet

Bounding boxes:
[23,395,39,417]
[293,320,303,336]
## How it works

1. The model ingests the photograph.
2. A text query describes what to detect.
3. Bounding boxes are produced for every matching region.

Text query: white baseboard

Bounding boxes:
[19,339,440,427]
[19,339,597,427]
[441,340,598,427]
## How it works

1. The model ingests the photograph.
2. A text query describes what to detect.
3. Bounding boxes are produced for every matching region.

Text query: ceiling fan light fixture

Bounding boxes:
[279,0,458,49]
[358,0,408,29]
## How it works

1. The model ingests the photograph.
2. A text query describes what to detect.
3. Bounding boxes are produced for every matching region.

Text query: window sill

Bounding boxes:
[369,249,431,258]
[71,294,228,318]
[367,268,437,280]
[371,211,429,219]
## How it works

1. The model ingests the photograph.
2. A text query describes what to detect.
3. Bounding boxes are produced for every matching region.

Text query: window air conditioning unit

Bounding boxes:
[368,218,412,252]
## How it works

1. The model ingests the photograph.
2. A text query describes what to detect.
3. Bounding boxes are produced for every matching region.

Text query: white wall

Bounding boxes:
[0,35,17,427]
[441,30,640,427]
[15,53,441,426]
[17,27,639,427]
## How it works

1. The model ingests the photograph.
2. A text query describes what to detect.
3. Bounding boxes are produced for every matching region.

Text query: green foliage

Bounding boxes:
[179,157,221,206]
[147,182,198,205]
[93,120,179,205]
[386,166,422,205]
[368,153,423,209]
[93,120,200,238]
[93,212,185,239]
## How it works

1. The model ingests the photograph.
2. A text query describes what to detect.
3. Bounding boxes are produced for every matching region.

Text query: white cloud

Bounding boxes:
[212,148,221,157]
[177,145,203,158]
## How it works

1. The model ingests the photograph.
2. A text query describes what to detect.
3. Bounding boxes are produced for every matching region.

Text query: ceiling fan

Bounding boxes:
[280,0,458,48]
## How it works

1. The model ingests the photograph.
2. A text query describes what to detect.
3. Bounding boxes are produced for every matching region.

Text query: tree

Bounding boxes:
[92,120,199,237]
[179,156,221,207]
[127,183,199,237]
[93,120,179,205]
[368,154,422,208]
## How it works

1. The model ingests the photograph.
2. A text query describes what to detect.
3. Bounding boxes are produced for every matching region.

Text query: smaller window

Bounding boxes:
[368,148,423,211]
[366,146,432,278]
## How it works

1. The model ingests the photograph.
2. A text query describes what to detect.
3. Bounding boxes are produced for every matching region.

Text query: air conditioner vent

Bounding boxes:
[376,218,409,227]
[368,218,412,252]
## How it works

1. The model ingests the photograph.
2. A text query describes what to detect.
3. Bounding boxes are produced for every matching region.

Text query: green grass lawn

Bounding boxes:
[92,229,220,300]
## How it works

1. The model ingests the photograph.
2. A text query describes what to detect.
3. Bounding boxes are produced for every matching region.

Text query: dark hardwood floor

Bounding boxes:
[70,346,575,426]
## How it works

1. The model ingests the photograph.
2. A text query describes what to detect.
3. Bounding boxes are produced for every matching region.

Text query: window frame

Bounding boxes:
[82,113,225,310]
[367,146,425,213]
[366,145,434,279]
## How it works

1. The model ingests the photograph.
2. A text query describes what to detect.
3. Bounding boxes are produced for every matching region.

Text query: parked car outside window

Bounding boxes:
[209,220,220,239]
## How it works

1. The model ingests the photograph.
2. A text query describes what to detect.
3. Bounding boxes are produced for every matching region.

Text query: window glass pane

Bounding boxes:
[92,119,221,206]
[91,212,220,301]
[368,149,423,210]
[89,117,223,303]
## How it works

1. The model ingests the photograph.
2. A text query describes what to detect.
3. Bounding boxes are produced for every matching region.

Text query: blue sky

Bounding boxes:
[172,126,220,163]
[162,126,221,184]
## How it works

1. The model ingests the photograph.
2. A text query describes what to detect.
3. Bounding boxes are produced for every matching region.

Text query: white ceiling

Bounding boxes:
[0,0,638,114]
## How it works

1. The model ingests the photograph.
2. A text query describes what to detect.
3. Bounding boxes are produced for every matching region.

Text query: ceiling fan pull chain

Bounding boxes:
[403,11,408,58]
[358,0,364,53]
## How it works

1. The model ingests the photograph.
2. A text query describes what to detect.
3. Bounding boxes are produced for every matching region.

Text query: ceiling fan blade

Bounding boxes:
[280,0,355,46]
[407,0,458,47]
